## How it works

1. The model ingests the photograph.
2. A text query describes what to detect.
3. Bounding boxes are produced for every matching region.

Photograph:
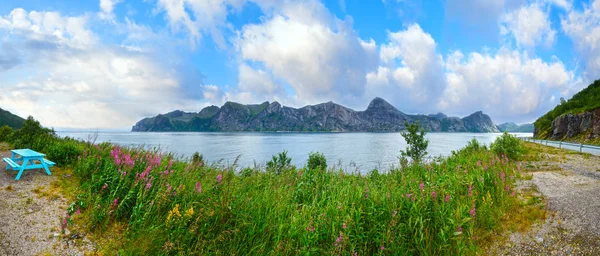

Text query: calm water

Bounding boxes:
[55,131,532,172]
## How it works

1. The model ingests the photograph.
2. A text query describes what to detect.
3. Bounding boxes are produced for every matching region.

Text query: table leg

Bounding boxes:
[15,159,29,181]
[40,158,52,176]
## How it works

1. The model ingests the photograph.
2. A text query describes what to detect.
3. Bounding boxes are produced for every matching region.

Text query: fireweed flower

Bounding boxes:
[336,233,343,244]
[112,198,119,208]
[306,226,315,232]
[477,160,481,167]
[195,182,202,193]
[217,174,223,183]
[470,205,476,218]
[381,245,385,250]
[419,182,425,191]
[431,191,437,199]
[343,223,347,229]
[406,194,412,199]
[468,185,473,197]
[444,195,451,203]
[146,181,152,190]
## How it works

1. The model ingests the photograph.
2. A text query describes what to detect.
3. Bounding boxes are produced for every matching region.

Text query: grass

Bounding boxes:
[0,118,538,255]
[50,140,524,255]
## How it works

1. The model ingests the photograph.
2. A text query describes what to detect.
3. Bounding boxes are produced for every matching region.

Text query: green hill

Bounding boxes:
[0,108,26,129]
[534,79,600,139]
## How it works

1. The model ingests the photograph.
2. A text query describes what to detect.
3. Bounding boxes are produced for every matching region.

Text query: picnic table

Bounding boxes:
[3,149,55,180]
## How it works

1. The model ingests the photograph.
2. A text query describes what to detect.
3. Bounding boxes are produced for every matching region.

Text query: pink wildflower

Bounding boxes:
[505,185,510,192]
[406,194,412,199]
[477,160,481,167]
[195,182,202,193]
[470,206,476,218]
[468,185,473,197]
[146,181,152,190]
[419,182,425,191]
[381,245,385,250]
[75,208,81,215]
[364,193,369,199]
[336,233,343,244]
[62,217,67,226]
[102,184,108,190]
[112,198,119,208]
[511,191,516,197]
[343,223,347,229]
[431,191,437,199]
[217,174,223,183]
[307,225,315,232]
[444,195,451,203]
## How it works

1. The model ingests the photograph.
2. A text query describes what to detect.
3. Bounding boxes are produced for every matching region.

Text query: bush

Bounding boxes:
[307,151,327,171]
[400,121,429,163]
[191,152,205,166]
[0,125,13,142]
[45,137,85,166]
[266,150,292,174]
[8,116,55,149]
[491,132,523,160]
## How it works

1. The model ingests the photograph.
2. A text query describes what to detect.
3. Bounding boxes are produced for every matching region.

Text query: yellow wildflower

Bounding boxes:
[166,204,182,222]
[185,206,194,217]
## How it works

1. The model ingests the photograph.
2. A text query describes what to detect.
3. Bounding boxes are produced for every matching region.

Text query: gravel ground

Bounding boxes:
[0,151,95,256]
[491,149,600,255]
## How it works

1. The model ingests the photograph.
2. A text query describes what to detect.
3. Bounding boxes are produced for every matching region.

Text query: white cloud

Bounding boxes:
[0,8,205,128]
[156,0,245,48]
[0,8,96,49]
[100,0,122,15]
[500,3,556,47]
[366,24,445,113]
[440,47,574,119]
[235,0,378,107]
[561,0,600,80]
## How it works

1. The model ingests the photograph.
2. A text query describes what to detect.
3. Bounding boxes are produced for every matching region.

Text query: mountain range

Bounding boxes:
[496,122,534,132]
[132,98,501,133]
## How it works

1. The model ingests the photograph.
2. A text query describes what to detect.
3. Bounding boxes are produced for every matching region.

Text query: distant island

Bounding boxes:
[132,97,501,133]
[496,122,534,133]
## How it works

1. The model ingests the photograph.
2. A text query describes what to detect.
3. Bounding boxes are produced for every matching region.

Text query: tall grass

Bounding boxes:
[1,118,524,254]
[64,140,522,255]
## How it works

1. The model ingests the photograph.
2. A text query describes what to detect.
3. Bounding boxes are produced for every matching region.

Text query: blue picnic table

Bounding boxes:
[3,149,55,180]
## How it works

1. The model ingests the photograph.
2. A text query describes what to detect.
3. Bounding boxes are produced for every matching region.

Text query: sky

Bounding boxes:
[0,0,599,129]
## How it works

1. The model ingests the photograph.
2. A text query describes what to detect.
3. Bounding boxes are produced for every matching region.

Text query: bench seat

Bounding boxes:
[3,158,19,169]
[43,159,56,167]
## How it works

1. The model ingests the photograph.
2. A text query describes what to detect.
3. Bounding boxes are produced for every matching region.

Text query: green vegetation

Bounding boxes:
[0,108,26,129]
[491,132,524,160]
[266,150,292,174]
[1,117,528,255]
[534,79,600,138]
[400,121,429,163]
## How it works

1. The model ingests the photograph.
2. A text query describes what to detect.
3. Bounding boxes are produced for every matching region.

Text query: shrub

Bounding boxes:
[191,152,205,166]
[400,121,429,163]
[491,132,523,160]
[45,137,84,166]
[8,116,55,150]
[307,151,327,171]
[0,125,13,142]
[266,150,292,174]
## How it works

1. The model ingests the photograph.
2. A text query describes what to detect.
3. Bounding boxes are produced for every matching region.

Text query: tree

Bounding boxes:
[400,121,429,163]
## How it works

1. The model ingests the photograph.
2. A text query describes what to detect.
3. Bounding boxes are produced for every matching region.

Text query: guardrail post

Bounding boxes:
[559,141,562,149]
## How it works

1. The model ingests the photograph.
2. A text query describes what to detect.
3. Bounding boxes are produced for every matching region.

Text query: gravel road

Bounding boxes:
[491,146,600,255]
[0,151,95,256]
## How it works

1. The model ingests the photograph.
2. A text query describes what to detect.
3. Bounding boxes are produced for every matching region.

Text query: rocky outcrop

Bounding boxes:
[132,98,499,133]
[545,109,600,140]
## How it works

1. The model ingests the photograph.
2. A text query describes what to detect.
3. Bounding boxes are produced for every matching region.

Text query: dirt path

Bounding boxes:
[0,151,95,256]
[492,144,600,255]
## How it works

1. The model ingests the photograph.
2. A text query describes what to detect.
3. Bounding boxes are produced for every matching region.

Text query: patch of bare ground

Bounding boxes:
[0,151,96,256]
[488,143,600,255]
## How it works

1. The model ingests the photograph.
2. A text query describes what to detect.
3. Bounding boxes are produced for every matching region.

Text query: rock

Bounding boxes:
[536,236,544,243]
[64,229,71,236]
[27,208,33,214]
[549,108,600,141]
[132,97,500,133]
[53,233,60,238]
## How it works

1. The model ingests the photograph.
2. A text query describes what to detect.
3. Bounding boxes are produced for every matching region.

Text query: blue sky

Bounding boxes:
[0,0,598,128]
